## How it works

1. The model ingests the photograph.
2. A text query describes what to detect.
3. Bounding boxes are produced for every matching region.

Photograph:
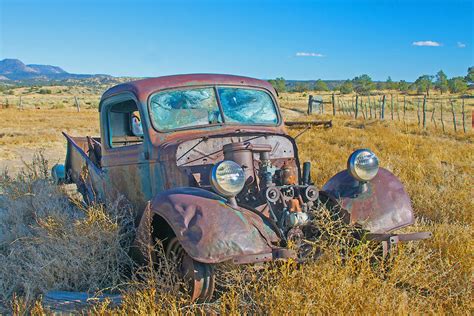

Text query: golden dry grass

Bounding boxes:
[0,90,473,314]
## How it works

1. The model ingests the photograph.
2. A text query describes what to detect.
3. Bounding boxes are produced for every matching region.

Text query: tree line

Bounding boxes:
[268,66,473,95]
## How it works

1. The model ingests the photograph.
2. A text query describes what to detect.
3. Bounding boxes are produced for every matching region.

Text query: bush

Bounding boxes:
[38,89,52,95]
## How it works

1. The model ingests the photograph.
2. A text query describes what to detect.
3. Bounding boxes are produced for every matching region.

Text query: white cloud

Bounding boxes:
[412,41,441,47]
[295,52,324,57]
[457,42,466,48]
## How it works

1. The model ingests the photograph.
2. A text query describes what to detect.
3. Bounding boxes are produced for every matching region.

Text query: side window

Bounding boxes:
[108,100,144,148]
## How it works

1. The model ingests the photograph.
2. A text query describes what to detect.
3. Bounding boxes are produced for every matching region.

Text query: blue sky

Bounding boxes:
[0,0,472,81]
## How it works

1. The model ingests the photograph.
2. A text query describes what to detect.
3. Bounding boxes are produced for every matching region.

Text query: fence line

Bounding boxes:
[320,93,471,133]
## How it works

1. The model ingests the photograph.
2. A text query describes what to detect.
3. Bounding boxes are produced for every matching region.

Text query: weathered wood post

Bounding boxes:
[332,94,336,116]
[18,96,23,110]
[369,96,372,119]
[395,94,400,121]
[440,101,445,133]
[74,96,81,112]
[365,96,368,118]
[381,95,386,119]
[461,98,466,133]
[422,95,427,129]
[355,95,359,118]
[390,94,394,120]
[431,104,437,128]
[417,99,421,127]
[351,96,354,117]
[451,100,457,132]
[403,95,406,122]
[307,95,313,115]
[374,96,377,119]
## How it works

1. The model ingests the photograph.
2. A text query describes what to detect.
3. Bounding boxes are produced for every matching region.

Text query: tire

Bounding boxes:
[165,237,215,302]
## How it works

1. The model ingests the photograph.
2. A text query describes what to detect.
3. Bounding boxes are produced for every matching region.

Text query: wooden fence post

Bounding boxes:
[374,96,377,119]
[332,94,336,116]
[422,95,427,129]
[431,104,437,128]
[355,95,359,118]
[381,95,386,119]
[403,96,406,122]
[417,99,421,127]
[461,98,466,133]
[451,100,457,132]
[368,96,372,119]
[440,101,445,133]
[307,95,313,115]
[390,94,394,120]
[74,96,81,112]
[351,96,354,117]
[395,94,400,121]
[365,97,368,118]
[18,96,23,110]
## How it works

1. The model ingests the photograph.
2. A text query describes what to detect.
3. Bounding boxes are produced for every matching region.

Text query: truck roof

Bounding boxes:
[100,73,277,107]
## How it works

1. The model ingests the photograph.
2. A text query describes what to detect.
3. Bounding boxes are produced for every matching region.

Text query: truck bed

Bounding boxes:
[63,132,105,203]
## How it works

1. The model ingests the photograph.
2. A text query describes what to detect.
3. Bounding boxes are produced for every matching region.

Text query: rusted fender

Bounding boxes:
[135,187,280,264]
[321,168,414,233]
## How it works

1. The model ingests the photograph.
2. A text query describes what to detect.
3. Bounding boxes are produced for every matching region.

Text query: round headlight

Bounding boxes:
[347,149,379,182]
[210,160,245,197]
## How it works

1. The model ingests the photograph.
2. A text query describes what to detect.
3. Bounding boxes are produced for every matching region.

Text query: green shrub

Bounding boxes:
[38,89,52,95]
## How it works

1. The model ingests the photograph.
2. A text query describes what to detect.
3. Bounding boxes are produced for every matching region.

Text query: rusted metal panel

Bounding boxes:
[322,167,415,233]
[63,133,106,203]
[137,187,280,264]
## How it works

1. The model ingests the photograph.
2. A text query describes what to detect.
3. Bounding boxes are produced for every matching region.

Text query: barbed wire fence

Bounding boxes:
[306,93,472,133]
[0,95,99,111]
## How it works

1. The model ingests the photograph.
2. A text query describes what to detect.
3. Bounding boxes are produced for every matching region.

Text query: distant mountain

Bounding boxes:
[27,64,67,75]
[0,58,111,81]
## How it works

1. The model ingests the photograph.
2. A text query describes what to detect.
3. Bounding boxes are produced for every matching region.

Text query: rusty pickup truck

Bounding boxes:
[52,74,431,301]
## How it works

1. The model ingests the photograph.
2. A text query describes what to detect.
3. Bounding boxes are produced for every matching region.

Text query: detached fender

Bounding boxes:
[134,187,279,264]
[321,168,414,233]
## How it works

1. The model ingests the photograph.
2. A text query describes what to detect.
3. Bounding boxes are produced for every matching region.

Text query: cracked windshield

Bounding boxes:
[150,87,278,130]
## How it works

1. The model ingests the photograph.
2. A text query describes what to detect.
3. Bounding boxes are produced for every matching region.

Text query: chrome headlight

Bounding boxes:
[347,149,379,182]
[210,160,245,197]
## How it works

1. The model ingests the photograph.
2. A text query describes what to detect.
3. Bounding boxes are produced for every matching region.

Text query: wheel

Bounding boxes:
[165,237,215,302]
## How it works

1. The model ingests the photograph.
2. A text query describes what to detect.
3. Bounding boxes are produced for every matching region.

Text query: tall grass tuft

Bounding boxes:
[0,152,135,312]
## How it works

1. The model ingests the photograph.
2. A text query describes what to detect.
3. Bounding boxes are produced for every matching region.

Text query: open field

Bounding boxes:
[0,89,473,313]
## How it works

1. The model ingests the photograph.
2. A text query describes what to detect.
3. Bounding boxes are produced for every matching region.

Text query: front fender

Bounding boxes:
[321,167,414,233]
[136,187,279,264]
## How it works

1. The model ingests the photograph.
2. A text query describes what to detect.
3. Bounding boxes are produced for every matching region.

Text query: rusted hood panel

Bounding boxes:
[149,126,289,150]
[148,187,279,264]
[322,168,414,233]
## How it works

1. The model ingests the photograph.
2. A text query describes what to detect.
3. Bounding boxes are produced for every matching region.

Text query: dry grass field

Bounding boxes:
[0,87,472,314]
